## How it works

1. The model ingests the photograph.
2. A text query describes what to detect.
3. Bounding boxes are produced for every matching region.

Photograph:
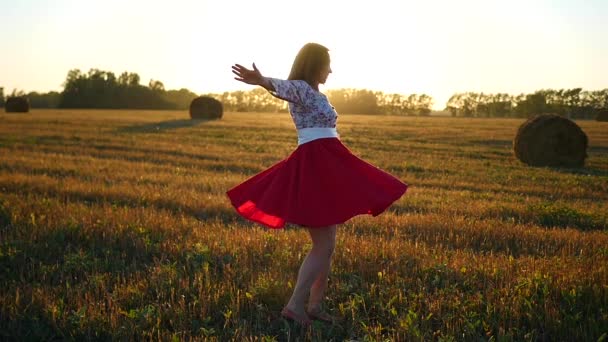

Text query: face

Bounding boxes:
[318,61,332,84]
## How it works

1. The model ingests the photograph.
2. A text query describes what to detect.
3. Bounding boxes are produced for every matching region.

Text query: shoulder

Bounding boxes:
[291,79,314,91]
[268,78,313,94]
[295,80,323,98]
[288,80,321,104]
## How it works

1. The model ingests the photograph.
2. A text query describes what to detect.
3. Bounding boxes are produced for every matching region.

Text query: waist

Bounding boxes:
[297,127,340,145]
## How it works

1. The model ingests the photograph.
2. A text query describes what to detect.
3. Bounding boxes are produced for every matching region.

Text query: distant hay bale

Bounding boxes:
[596,109,608,122]
[189,96,223,120]
[513,114,588,167]
[5,96,29,113]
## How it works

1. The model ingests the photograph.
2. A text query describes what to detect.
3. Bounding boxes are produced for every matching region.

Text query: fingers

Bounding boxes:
[231,65,245,74]
[232,67,248,81]
[232,63,258,73]
[232,64,249,72]
[232,62,259,84]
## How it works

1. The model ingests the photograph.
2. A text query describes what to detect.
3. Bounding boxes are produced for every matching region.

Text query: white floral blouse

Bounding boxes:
[267,78,338,129]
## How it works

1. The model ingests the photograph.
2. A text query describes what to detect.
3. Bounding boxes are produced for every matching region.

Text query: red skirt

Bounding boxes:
[226,137,408,229]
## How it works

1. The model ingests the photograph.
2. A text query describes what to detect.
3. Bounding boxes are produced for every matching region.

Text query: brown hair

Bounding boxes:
[287,43,330,87]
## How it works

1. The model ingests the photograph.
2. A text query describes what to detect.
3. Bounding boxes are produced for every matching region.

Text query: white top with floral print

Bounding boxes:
[267,78,338,130]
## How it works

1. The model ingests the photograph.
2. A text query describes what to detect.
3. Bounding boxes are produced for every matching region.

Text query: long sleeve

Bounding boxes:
[266,78,314,106]
[263,77,338,130]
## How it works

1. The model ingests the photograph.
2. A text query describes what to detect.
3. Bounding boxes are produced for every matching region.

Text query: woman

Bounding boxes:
[227,43,408,326]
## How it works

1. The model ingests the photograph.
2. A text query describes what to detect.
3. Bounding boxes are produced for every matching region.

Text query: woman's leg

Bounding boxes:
[284,225,337,317]
[307,224,337,312]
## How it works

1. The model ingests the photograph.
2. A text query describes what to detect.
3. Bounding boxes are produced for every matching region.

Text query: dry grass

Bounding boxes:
[1,109,607,341]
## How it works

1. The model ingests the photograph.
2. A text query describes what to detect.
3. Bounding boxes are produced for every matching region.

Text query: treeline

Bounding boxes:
[1,69,434,115]
[0,69,199,110]
[0,69,198,109]
[208,88,286,113]
[2,69,607,119]
[1,88,62,108]
[58,69,199,109]
[205,88,434,115]
[328,89,433,115]
[446,89,608,119]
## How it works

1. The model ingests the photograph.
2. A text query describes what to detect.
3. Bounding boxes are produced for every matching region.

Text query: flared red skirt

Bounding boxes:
[226,137,408,229]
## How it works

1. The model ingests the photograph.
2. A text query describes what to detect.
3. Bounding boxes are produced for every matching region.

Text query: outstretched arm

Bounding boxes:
[231,63,275,92]
[232,63,310,105]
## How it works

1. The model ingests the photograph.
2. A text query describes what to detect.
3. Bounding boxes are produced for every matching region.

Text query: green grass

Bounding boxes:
[0,109,607,341]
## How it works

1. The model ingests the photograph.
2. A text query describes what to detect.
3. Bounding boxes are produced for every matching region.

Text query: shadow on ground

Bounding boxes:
[115,118,215,133]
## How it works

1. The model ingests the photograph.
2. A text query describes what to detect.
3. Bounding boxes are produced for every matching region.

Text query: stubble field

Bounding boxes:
[1,109,607,341]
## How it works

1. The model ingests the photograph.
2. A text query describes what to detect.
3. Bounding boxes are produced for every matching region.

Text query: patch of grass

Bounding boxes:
[0,110,607,340]
[528,202,607,230]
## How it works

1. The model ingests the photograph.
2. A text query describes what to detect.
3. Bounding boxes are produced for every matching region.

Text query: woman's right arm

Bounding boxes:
[258,77,275,92]
[232,63,275,91]
[232,63,310,105]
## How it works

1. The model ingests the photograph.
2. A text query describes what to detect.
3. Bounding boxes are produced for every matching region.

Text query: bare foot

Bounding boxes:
[306,306,335,322]
[281,307,311,326]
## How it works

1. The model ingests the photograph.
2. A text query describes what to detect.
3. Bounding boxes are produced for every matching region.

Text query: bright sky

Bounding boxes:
[1,0,607,109]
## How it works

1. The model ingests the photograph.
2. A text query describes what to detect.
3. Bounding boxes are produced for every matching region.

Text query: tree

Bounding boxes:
[514,91,547,118]
[164,88,198,110]
[445,93,478,117]
[10,89,26,97]
[444,88,607,119]
[446,94,460,116]
[416,94,433,116]
[326,88,380,114]
[59,68,173,109]
[149,79,165,92]
[27,91,61,108]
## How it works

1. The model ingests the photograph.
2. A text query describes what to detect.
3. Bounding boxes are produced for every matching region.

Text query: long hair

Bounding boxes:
[287,43,330,87]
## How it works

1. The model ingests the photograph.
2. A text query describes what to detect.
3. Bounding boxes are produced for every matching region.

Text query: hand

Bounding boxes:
[232,63,264,86]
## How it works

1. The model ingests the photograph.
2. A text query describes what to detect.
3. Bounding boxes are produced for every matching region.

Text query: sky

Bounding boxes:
[1,0,607,109]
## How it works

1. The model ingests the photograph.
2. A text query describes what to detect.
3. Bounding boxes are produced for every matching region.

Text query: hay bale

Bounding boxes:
[5,96,29,113]
[513,114,588,167]
[189,96,223,119]
[596,109,608,122]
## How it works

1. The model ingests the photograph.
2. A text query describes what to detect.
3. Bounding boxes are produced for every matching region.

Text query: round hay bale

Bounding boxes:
[513,114,588,167]
[189,96,223,119]
[5,96,29,113]
[596,109,608,122]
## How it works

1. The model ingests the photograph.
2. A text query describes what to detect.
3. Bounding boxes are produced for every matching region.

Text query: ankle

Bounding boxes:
[307,303,323,313]
[285,302,305,313]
